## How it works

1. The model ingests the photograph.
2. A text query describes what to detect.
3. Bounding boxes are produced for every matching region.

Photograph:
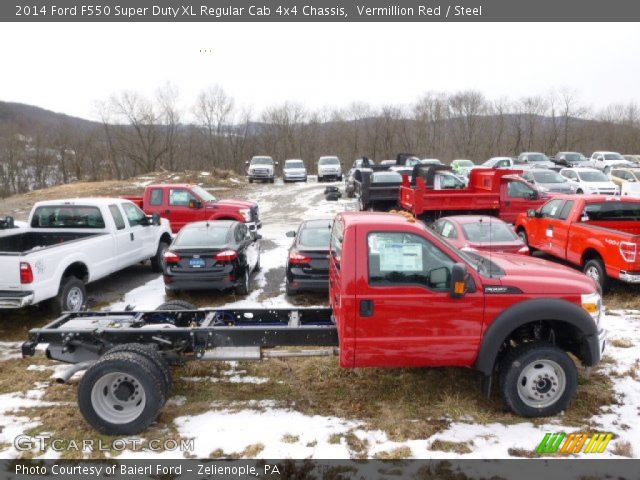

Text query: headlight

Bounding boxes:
[581,292,602,325]
[239,208,251,221]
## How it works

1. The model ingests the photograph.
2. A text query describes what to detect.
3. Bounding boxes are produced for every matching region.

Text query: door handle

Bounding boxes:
[130,232,135,241]
[360,299,374,317]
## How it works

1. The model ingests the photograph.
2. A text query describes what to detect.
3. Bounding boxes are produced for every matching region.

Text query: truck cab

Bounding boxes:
[589,151,632,174]
[246,156,277,183]
[125,184,260,234]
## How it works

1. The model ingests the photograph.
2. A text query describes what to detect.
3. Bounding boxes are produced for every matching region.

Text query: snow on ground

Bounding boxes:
[5,179,640,460]
[0,342,22,361]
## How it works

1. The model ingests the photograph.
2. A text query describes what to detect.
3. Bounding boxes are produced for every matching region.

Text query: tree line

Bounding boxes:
[2,86,640,197]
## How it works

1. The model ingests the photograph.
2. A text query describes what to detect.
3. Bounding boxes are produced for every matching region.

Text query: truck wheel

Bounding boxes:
[54,277,87,315]
[583,258,609,291]
[151,241,170,273]
[254,249,261,272]
[105,344,172,400]
[499,342,577,417]
[576,189,583,194]
[78,351,165,435]
[235,271,251,295]
[269,178,275,184]
[155,300,198,310]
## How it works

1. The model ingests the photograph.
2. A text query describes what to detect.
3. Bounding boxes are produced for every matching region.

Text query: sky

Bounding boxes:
[1,22,639,121]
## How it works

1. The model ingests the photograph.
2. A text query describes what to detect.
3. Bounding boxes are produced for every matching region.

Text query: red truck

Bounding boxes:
[399,167,549,223]
[515,195,640,290]
[24,212,605,435]
[124,184,260,234]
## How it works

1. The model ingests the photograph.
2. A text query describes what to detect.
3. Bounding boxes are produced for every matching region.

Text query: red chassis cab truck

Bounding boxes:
[24,212,605,435]
[124,184,260,234]
[399,168,549,223]
[515,195,640,290]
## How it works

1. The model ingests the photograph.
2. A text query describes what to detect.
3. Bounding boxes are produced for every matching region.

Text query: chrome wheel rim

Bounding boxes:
[585,265,600,283]
[91,372,146,424]
[517,359,566,408]
[66,286,83,311]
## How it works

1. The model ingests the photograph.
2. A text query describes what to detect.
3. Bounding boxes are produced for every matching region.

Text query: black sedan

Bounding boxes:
[285,219,332,295]
[163,221,260,295]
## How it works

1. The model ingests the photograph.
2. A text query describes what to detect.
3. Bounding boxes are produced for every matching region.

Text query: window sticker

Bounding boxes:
[379,243,423,272]
[441,223,453,237]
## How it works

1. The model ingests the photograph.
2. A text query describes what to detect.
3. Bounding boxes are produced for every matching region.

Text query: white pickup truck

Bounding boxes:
[589,151,633,173]
[0,198,172,312]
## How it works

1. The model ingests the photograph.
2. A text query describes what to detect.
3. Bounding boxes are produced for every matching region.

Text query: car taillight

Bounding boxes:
[517,246,530,255]
[619,242,637,263]
[289,251,311,264]
[20,262,33,284]
[163,251,181,264]
[215,250,238,262]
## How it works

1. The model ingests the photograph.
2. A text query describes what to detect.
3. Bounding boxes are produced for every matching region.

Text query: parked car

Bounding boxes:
[476,156,518,170]
[0,199,172,312]
[451,159,475,177]
[421,158,444,166]
[124,184,260,234]
[285,219,332,295]
[589,151,632,173]
[521,169,576,194]
[283,159,308,183]
[518,152,556,170]
[553,152,589,167]
[246,156,278,183]
[609,167,640,197]
[623,154,640,165]
[559,168,619,195]
[515,196,640,289]
[317,156,343,182]
[345,157,374,198]
[433,215,529,255]
[379,160,396,166]
[163,220,260,295]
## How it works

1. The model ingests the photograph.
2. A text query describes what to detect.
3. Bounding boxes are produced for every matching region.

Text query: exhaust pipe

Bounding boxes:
[55,361,95,384]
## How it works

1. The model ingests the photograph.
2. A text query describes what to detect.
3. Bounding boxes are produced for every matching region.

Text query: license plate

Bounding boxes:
[189,258,206,268]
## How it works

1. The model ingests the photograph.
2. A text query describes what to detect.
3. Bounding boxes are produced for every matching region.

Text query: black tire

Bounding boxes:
[249,178,253,184]
[155,300,198,310]
[235,271,251,295]
[576,189,583,194]
[105,344,172,400]
[53,276,86,315]
[499,342,578,417]
[269,178,275,184]
[358,196,368,212]
[78,351,165,435]
[285,281,297,296]
[254,249,261,272]
[151,241,170,273]
[583,257,609,291]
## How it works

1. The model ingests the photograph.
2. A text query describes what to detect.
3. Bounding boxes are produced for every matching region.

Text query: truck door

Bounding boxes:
[501,180,541,223]
[354,229,484,368]
[167,188,202,232]
[549,200,574,257]
[107,204,130,271]
[532,199,566,254]
[121,203,147,264]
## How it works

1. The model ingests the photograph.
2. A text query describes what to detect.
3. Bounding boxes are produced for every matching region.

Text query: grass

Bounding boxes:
[373,446,412,459]
[611,440,633,458]
[429,440,474,454]
[610,338,634,348]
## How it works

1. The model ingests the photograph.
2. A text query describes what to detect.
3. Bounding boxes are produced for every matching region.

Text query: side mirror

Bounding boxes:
[2,216,15,228]
[527,209,539,218]
[450,263,468,299]
[151,213,161,226]
[528,191,539,200]
[286,231,296,238]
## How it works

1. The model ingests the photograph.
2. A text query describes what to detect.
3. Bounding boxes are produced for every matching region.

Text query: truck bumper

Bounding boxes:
[619,271,640,283]
[247,220,262,231]
[164,274,237,292]
[0,291,35,309]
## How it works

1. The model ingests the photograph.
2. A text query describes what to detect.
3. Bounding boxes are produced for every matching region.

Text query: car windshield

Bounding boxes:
[532,171,566,184]
[191,186,217,202]
[527,154,550,162]
[562,153,585,162]
[319,157,339,165]
[298,224,332,249]
[372,171,402,183]
[578,171,609,182]
[174,226,229,248]
[461,221,518,242]
[251,157,273,165]
[285,161,304,168]
[456,160,474,167]
[405,157,421,167]
[604,153,624,161]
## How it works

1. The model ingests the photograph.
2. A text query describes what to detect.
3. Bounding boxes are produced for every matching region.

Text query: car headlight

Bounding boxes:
[581,292,602,325]
[239,208,251,221]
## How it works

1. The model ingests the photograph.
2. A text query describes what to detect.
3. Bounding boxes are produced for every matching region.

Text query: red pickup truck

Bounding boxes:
[24,212,606,434]
[124,184,260,234]
[399,167,549,223]
[515,195,640,290]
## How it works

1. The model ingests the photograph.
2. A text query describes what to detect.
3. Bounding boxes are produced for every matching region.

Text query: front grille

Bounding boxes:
[251,206,259,221]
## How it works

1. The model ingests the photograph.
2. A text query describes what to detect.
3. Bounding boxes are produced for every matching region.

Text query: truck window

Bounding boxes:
[507,181,536,198]
[558,201,575,220]
[540,199,565,218]
[108,205,126,230]
[367,232,455,291]
[149,189,164,206]
[169,189,196,207]
[30,206,105,229]
[583,202,640,221]
[122,203,147,227]
[439,221,457,239]
[330,219,344,268]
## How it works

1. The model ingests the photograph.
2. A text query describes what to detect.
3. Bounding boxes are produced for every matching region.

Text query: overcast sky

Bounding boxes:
[1,22,639,120]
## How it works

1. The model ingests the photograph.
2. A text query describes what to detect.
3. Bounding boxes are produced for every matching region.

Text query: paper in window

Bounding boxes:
[379,243,423,272]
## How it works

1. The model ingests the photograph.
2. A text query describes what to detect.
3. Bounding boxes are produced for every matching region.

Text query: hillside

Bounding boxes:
[0,101,100,134]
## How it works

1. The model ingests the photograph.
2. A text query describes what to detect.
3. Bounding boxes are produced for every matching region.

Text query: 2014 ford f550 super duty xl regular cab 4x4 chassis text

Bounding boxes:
[0,198,172,312]
[23,212,606,435]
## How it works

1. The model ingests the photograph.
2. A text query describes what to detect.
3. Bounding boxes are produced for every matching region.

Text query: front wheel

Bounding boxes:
[583,257,609,291]
[576,189,583,194]
[499,342,577,417]
[151,241,169,272]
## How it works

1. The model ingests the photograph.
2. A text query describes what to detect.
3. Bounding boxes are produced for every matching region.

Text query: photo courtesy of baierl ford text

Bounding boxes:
[1,1,640,478]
